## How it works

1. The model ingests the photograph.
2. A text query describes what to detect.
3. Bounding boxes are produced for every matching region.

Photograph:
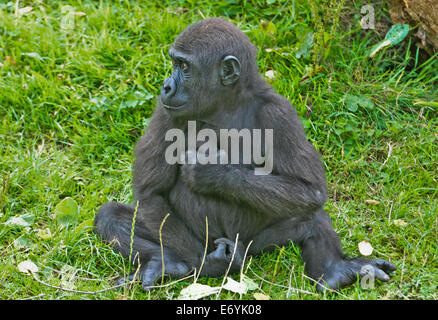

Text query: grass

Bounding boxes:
[0,0,436,300]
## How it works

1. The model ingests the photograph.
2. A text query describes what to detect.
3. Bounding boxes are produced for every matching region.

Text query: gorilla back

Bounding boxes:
[94,18,395,292]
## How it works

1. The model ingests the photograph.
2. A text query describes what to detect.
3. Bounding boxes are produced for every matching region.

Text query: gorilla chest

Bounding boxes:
[168,179,267,243]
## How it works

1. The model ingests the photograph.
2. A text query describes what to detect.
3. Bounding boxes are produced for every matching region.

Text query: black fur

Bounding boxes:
[94,18,395,291]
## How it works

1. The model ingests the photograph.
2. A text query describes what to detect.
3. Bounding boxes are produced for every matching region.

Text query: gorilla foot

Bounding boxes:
[200,238,244,276]
[116,256,190,291]
[211,238,242,261]
[316,257,396,292]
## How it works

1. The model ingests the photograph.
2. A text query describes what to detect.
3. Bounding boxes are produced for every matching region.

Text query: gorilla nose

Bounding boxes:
[161,77,176,103]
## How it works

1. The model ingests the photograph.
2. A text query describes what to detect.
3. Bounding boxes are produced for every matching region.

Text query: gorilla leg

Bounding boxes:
[250,209,396,291]
[95,202,244,288]
[95,202,158,262]
[300,210,395,291]
[94,202,189,290]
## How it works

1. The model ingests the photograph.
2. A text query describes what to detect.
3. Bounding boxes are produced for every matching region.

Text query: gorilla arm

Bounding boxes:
[181,103,328,217]
[133,105,205,265]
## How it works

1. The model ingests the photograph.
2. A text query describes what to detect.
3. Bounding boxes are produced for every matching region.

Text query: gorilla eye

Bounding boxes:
[181,62,189,72]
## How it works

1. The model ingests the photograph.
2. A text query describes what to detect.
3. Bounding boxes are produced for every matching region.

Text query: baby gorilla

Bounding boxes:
[95,18,396,291]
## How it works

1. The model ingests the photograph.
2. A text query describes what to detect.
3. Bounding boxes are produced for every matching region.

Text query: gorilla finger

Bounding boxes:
[142,273,160,291]
[211,242,227,258]
[141,261,162,291]
[372,267,390,282]
[315,282,330,293]
[116,273,137,286]
[175,262,190,275]
[358,263,389,282]
[214,237,234,247]
[373,259,396,273]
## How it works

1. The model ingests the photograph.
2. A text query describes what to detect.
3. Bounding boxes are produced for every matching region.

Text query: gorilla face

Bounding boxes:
[160,47,193,113]
[160,47,241,119]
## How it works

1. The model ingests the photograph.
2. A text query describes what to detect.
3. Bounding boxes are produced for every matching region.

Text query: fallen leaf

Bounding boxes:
[18,260,39,274]
[265,21,276,35]
[21,52,43,60]
[358,240,374,256]
[5,214,34,228]
[264,70,275,80]
[223,277,248,294]
[73,219,94,234]
[393,219,408,227]
[14,236,33,249]
[60,265,77,290]
[61,5,75,14]
[254,292,271,300]
[18,6,33,15]
[364,199,380,205]
[37,228,52,239]
[178,283,220,300]
[5,56,16,66]
[60,5,76,31]
[241,275,258,291]
[261,20,276,35]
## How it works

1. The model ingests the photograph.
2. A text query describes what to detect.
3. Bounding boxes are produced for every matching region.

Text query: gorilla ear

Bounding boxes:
[220,55,241,86]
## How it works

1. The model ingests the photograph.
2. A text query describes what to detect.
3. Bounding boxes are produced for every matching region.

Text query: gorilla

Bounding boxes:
[94,18,396,292]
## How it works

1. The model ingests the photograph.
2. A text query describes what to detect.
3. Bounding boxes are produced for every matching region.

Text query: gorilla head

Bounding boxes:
[160,18,260,119]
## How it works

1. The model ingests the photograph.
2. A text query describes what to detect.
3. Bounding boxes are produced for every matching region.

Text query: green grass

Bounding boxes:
[0,0,436,300]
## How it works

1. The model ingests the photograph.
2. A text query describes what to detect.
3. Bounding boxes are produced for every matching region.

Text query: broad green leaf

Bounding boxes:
[121,99,139,109]
[73,218,94,234]
[295,32,313,59]
[55,197,80,227]
[369,24,409,57]
[344,94,374,112]
[265,21,276,35]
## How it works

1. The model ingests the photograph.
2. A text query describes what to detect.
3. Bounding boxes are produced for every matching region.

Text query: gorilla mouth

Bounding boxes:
[163,103,187,110]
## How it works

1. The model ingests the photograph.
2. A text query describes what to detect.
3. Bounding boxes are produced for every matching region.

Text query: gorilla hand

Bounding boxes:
[180,150,231,192]
[200,238,244,277]
[316,257,396,292]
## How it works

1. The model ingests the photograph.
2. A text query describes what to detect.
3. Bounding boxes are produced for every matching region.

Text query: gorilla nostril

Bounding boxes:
[162,78,176,99]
